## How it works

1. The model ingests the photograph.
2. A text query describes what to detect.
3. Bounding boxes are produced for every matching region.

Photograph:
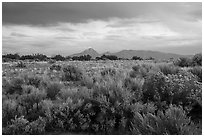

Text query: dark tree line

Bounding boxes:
[72,55,92,61]
[3,53,149,62]
[132,56,143,60]
[2,53,92,62]
[3,53,48,62]
[96,55,119,60]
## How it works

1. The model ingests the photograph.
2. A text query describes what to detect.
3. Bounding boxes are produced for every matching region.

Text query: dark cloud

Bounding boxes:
[10,32,30,37]
[2,2,137,25]
[4,2,201,25]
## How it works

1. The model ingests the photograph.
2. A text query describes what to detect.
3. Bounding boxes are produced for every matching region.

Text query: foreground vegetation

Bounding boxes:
[2,55,202,135]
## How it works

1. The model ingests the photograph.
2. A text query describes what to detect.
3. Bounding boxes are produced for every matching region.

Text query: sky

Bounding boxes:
[2,2,202,56]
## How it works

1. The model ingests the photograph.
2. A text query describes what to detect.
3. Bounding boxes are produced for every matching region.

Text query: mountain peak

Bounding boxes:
[70,48,99,58]
[84,48,96,52]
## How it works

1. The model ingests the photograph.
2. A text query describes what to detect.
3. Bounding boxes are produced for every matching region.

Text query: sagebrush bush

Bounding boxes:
[132,65,140,72]
[157,64,180,75]
[130,65,142,78]
[123,77,144,101]
[166,71,201,106]
[16,61,26,68]
[130,64,159,78]
[2,78,11,95]
[25,117,46,134]
[93,76,134,105]
[101,68,116,77]
[142,71,201,110]
[49,64,62,71]
[62,65,83,81]
[19,86,46,121]
[174,57,192,67]
[43,98,86,132]
[6,77,24,94]
[142,72,167,103]
[132,105,200,135]
[59,87,92,102]
[188,66,202,82]
[3,116,29,135]
[22,74,42,88]
[2,99,22,127]
[80,74,94,89]
[46,82,63,100]
[192,53,202,66]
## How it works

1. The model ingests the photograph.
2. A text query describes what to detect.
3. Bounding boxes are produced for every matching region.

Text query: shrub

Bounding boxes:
[59,87,92,102]
[22,74,42,88]
[174,57,192,67]
[2,99,21,127]
[188,66,202,82]
[123,77,144,101]
[157,64,180,75]
[3,116,29,135]
[16,61,26,68]
[130,64,159,78]
[46,82,63,100]
[192,53,201,66]
[132,65,140,72]
[130,65,145,78]
[39,99,53,118]
[101,68,116,77]
[142,71,201,109]
[80,75,94,89]
[62,65,83,81]
[132,105,201,135]
[166,72,201,106]
[25,117,46,134]
[43,98,86,132]
[6,77,24,94]
[2,78,12,95]
[142,72,167,103]
[19,86,46,121]
[49,64,62,71]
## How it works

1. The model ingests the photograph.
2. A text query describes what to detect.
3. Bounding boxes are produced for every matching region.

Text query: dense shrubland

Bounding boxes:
[2,57,202,135]
[174,53,202,67]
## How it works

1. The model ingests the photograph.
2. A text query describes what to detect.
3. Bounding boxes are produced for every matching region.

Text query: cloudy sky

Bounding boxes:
[2,2,202,56]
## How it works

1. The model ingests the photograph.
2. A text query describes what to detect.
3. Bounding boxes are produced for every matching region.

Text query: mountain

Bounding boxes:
[70,48,100,58]
[70,48,192,60]
[111,50,191,60]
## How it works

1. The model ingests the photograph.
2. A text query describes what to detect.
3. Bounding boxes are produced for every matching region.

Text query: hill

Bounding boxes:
[112,50,191,60]
[70,48,192,60]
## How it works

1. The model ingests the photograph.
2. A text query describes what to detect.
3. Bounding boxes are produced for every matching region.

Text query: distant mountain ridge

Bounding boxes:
[112,50,192,60]
[70,48,192,60]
